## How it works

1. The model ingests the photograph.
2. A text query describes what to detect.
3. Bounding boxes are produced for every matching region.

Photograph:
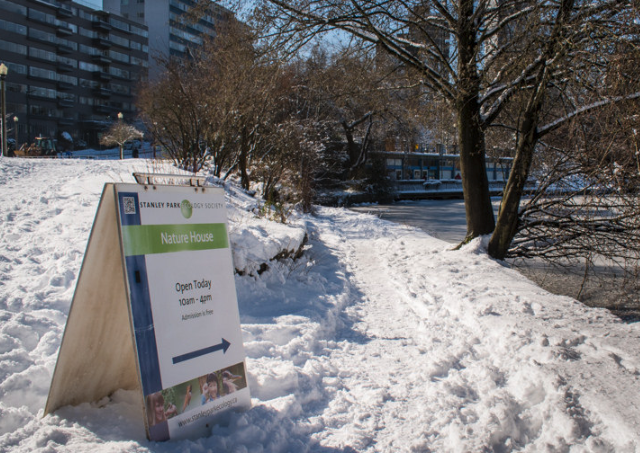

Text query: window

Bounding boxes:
[58,92,76,101]
[111,34,129,48]
[56,56,78,68]
[30,104,63,118]
[79,61,102,72]
[78,10,95,21]
[79,27,96,38]
[8,83,28,94]
[169,0,189,12]
[169,41,187,53]
[29,66,57,81]
[57,74,78,86]
[0,1,26,15]
[28,9,54,25]
[30,86,58,99]
[170,26,203,45]
[29,47,56,62]
[0,19,27,35]
[57,37,78,51]
[111,83,130,95]
[109,67,130,79]
[0,40,27,55]
[28,28,57,44]
[110,17,130,32]
[130,25,148,38]
[80,44,97,55]
[109,50,130,63]
[131,56,147,67]
[6,62,27,75]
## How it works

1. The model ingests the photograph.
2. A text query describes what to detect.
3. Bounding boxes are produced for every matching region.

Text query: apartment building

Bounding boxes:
[0,0,148,148]
[118,0,233,80]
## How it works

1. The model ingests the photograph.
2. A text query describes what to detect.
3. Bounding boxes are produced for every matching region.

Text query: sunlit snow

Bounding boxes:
[1,158,639,452]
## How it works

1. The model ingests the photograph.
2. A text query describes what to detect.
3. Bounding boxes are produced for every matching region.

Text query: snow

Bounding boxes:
[1,157,640,452]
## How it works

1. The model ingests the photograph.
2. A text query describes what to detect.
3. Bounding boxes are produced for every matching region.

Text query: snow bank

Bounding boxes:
[229,217,307,276]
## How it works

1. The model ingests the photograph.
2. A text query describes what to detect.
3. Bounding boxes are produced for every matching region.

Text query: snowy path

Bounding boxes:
[301,210,640,451]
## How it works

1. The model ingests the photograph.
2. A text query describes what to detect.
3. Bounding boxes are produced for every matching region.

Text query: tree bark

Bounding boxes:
[456,0,495,240]
[457,97,495,239]
[239,126,250,190]
[487,116,538,259]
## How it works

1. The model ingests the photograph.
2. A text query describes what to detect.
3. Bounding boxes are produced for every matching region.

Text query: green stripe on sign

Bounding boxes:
[122,223,229,256]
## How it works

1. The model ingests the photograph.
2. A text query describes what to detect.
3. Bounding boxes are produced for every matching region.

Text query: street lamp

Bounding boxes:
[13,116,18,150]
[0,63,8,158]
[117,112,123,159]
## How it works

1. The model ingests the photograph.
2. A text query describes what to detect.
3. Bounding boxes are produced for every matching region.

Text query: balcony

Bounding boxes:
[92,71,112,82]
[56,26,73,37]
[57,62,74,72]
[92,87,112,98]
[93,37,112,49]
[57,6,73,19]
[93,105,112,114]
[92,20,112,32]
[57,81,74,91]
[58,118,74,127]
[58,99,74,109]
[56,43,74,54]
[91,54,112,65]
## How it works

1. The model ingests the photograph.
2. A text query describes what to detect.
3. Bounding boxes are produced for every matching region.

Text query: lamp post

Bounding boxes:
[13,116,18,152]
[0,63,8,158]
[117,112,124,159]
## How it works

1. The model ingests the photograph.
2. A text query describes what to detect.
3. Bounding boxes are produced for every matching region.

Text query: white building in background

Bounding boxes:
[114,0,234,79]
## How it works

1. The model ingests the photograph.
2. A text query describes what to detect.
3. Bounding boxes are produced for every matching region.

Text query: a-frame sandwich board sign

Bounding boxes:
[45,183,250,442]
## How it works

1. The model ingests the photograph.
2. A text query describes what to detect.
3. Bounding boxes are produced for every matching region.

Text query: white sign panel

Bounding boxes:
[115,184,250,441]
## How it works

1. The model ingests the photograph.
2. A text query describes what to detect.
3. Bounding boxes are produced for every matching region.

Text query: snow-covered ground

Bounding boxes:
[1,158,639,452]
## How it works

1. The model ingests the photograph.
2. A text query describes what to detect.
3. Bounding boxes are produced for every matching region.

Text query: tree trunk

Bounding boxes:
[456,0,495,240]
[488,0,573,259]
[487,77,546,259]
[457,98,495,239]
[487,122,537,259]
[239,127,250,190]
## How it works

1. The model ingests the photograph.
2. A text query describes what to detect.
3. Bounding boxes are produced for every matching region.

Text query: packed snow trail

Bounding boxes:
[301,209,640,452]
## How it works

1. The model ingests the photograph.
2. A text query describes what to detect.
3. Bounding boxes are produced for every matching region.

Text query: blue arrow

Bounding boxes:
[172,338,231,364]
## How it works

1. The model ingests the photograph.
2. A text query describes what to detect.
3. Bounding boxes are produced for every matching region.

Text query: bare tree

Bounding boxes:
[487,1,640,259]
[295,43,427,184]
[139,18,326,201]
[138,56,211,172]
[259,0,524,239]
[99,120,143,159]
[260,0,640,259]
[504,86,640,304]
[138,19,272,176]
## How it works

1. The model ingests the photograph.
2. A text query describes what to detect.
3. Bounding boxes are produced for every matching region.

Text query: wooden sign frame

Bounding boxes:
[45,183,250,441]
[45,184,139,414]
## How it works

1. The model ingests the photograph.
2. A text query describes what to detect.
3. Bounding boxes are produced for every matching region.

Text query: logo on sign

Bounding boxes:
[181,200,193,219]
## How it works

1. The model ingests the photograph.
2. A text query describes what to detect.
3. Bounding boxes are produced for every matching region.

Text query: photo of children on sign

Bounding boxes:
[145,361,249,441]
